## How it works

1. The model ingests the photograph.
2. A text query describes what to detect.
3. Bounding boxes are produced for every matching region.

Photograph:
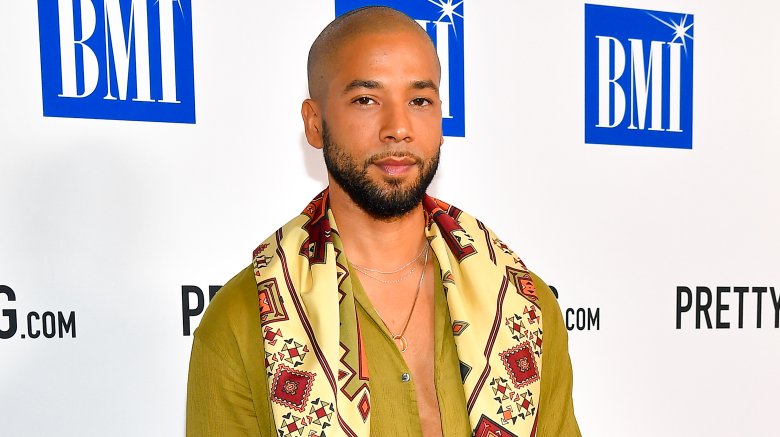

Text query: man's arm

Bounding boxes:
[187,336,261,436]
[186,266,271,437]
[531,271,582,437]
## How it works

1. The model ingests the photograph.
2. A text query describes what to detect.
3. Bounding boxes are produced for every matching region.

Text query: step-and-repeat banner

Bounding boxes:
[2,1,778,436]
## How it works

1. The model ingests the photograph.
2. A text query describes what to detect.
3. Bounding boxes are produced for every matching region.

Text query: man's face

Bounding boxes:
[316,30,443,220]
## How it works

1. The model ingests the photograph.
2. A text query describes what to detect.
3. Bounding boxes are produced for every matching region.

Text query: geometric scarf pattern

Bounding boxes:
[253,189,543,437]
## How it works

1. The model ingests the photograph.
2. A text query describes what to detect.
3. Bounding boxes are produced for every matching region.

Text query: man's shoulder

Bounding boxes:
[527,271,561,316]
[193,264,259,349]
[526,270,570,356]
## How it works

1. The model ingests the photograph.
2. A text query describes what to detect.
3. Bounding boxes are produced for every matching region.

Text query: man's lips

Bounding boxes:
[372,157,418,176]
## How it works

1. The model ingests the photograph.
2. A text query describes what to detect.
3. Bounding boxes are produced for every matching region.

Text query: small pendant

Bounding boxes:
[392,334,408,353]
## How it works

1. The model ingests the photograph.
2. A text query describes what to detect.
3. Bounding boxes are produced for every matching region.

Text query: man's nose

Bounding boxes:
[379,102,414,143]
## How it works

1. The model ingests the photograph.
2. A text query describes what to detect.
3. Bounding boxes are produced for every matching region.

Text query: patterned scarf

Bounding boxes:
[254,189,543,437]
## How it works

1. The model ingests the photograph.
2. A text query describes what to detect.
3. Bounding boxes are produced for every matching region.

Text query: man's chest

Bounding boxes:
[362,272,444,436]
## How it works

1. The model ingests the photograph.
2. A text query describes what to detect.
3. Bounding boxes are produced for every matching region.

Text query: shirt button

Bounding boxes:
[401,373,411,382]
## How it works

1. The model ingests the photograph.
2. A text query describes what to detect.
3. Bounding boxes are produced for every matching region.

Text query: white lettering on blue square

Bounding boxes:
[37,0,196,124]
[585,4,694,148]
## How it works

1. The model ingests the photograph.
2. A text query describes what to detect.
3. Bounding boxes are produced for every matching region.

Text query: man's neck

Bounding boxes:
[328,183,427,270]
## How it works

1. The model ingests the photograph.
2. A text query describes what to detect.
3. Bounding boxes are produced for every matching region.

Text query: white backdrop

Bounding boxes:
[1,1,779,436]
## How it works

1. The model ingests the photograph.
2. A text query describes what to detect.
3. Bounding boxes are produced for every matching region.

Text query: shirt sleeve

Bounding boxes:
[186,265,271,437]
[531,271,582,437]
[186,336,262,437]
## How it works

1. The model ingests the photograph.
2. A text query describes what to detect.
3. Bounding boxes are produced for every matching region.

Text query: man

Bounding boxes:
[187,6,580,437]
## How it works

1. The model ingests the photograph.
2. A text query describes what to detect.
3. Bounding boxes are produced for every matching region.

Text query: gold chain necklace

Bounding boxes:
[374,243,429,353]
[350,242,427,274]
[351,244,429,284]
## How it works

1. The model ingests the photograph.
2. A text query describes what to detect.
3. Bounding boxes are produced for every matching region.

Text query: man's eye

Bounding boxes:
[411,97,432,107]
[353,96,376,105]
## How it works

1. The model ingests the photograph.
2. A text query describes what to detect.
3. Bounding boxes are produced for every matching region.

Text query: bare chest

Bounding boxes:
[361,268,443,437]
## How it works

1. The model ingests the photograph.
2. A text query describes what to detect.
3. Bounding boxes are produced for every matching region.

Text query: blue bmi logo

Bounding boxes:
[335,0,465,137]
[37,0,196,124]
[585,4,694,149]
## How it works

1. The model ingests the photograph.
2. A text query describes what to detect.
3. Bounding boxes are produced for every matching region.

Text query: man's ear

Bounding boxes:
[301,99,323,149]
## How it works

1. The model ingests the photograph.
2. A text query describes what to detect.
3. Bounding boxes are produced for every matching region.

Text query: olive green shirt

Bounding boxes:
[186,258,580,436]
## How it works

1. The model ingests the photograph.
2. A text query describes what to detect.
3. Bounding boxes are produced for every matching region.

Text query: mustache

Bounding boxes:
[365,151,422,166]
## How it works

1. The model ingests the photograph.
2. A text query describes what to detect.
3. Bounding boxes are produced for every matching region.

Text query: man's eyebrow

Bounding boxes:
[343,80,382,94]
[411,80,438,94]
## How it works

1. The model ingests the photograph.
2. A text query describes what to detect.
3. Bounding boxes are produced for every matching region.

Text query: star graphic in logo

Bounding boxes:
[427,0,464,35]
[156,0,185,17]
[648,12,694,54]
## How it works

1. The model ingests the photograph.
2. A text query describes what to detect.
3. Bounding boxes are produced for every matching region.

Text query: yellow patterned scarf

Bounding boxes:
[253,189,543,437]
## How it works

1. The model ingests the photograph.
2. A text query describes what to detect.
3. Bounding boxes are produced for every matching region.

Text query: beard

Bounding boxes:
[322,121,440,220]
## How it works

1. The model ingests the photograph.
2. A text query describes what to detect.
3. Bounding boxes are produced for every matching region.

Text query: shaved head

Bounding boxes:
[307,6,440,101]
